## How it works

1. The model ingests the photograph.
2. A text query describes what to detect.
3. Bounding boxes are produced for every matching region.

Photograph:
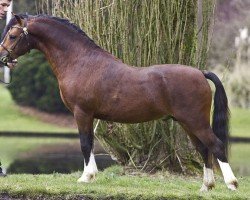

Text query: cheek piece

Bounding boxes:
[0,23,29,64]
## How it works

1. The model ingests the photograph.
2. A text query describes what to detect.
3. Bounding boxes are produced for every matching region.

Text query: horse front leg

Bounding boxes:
[74,108,98,183]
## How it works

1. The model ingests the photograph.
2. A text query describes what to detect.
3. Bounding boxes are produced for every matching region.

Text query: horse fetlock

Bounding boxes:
[201,166,215,192]
[200,182,215,192]
[77,172,97,183]
[226,179,238,191]
[224,175,238,189]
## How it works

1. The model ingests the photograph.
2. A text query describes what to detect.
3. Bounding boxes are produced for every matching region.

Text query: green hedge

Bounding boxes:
[8,50,68,113]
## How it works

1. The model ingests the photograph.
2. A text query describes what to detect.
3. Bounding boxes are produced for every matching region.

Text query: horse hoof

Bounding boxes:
[227,180,238,191]
[77,173,95,183]
[200,183,214,192]
[77,177,90,183]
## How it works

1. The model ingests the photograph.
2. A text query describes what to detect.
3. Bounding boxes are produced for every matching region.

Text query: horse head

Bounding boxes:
[0,14,31,68]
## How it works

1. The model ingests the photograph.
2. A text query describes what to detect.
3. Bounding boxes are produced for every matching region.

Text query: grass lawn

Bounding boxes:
[230,108,250,138]
[230,143,250,177]
[0,166,249,200]
[0,84,76,133]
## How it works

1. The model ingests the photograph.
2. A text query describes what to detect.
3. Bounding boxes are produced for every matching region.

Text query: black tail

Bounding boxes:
[203,71,230,157]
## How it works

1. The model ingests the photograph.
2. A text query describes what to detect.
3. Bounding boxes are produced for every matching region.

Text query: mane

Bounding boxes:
[37,14,89,37]
[1,14,101,50]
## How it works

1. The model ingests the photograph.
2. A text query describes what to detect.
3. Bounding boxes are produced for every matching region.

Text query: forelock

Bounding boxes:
[1,14,29,41]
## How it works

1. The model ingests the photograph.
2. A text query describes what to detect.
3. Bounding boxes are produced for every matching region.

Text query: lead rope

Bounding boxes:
[0,67,12,84]
[0,19,29,85]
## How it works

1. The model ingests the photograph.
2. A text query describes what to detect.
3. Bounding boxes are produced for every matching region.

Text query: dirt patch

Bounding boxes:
[19,106,77,129]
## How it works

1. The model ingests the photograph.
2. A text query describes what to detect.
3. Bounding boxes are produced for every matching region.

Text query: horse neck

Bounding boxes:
[29,19,107,78]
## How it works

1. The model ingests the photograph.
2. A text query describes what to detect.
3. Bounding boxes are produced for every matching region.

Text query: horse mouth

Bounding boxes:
[7,59,18,69]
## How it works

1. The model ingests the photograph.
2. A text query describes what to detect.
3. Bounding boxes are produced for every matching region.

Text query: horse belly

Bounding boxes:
[96,92,170,123]
[96,109,167,123]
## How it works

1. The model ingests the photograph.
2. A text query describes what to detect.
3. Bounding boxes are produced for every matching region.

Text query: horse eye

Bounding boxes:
[9,35,17,40]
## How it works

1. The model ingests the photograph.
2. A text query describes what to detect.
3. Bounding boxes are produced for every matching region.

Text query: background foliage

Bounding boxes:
[208,0,250,108]
[208,0,250,68]
[0,0,37,31]
[0,0,67,113]
[8,50,67,113]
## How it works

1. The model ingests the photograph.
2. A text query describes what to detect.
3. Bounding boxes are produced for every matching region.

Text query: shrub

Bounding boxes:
[227,64,250,108]
[8,50,68,113]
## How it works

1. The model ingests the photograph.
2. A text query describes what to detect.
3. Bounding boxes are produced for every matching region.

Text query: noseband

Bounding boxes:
[0,21,29,64]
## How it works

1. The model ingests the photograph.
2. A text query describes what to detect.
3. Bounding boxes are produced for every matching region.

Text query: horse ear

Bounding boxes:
[13,14,24,26]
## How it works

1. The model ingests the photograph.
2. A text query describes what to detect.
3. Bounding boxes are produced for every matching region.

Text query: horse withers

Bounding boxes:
[0,14,238,191]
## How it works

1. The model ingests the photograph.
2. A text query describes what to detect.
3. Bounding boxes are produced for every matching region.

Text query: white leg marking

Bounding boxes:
[200,165,215,192]
[78,151,98,183]
[218,159,238,190]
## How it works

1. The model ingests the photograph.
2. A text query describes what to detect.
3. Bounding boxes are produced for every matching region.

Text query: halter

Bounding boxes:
[0,18,29,84]
[0,19,29,64]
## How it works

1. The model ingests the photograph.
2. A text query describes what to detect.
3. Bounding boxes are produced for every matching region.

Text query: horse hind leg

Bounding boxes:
[200,154,215,192]
[192,127,238,190]
[193,139,215,192]
[180,124,215,191]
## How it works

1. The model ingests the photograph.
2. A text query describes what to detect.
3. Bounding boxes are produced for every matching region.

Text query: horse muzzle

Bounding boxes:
[0,55,17,69]
[7,59,18,69]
